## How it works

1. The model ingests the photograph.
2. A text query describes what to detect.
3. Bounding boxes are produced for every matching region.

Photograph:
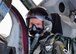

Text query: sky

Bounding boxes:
[0,0,43,37]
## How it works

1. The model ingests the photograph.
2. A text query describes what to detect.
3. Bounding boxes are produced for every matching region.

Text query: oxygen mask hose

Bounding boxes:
[30,33,40,54]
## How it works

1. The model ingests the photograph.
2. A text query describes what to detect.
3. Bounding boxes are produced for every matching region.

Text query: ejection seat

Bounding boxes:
[51,13,63,34]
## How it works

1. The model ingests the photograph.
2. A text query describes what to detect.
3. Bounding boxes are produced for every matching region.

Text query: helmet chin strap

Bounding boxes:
[41,26,50,36]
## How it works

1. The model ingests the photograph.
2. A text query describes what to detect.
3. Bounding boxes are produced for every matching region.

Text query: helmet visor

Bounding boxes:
[27,15,47,20]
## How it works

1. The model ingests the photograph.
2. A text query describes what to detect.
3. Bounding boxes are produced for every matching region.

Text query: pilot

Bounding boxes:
[26,7,67,54]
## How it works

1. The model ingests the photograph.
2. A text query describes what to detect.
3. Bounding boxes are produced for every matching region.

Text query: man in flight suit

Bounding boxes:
[26,6,68,54]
